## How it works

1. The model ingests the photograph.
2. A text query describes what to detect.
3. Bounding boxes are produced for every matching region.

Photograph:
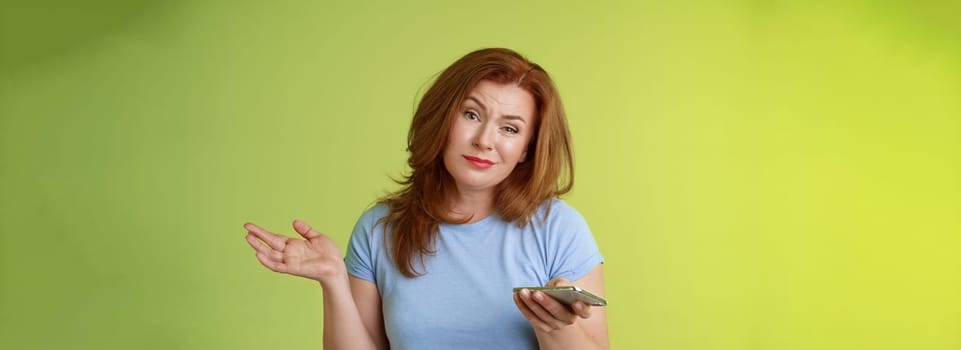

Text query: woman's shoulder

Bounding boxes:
[536,198,587,226]
[538,197,579,215]
[361,202,391,219]
[351,202,392,232]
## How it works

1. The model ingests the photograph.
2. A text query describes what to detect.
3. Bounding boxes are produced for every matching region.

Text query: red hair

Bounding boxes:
[378,48,574,277]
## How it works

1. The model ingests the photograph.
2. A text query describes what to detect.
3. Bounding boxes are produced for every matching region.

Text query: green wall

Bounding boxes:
[2,0,959,349]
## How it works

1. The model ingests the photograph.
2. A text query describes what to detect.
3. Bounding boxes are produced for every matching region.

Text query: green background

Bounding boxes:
[2,0,959,349]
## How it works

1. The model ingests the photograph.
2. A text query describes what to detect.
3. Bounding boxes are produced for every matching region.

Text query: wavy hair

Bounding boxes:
[378,48,574,277]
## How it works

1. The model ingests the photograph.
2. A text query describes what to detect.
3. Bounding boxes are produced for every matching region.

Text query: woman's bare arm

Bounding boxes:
[244,220,387,350]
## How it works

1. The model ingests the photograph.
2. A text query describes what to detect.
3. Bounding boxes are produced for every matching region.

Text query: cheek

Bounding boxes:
[503,139,530,162]
[448,121,471,145]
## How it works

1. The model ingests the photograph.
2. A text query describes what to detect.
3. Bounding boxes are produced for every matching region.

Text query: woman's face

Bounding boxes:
[443,80,536,197]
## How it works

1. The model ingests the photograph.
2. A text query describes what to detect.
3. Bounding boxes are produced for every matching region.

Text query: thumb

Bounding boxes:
[292,219,322,240]
[546,277,572,287]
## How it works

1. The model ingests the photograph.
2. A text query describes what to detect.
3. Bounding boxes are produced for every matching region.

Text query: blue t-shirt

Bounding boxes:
[344,199,603,350]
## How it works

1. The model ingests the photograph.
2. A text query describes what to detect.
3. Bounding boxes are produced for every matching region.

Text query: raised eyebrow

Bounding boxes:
[465,96,486,111]
[465,96,529,124]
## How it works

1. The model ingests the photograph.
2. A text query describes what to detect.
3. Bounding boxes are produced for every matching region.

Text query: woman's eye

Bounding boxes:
[464,111,479,121]
[503,126,519,134]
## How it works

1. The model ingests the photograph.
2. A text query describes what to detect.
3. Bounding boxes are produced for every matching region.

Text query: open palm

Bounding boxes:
[244,220,345,283]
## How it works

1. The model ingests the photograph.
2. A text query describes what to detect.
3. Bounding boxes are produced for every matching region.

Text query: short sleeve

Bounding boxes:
[545,201,604,282]
[344,206,382,283]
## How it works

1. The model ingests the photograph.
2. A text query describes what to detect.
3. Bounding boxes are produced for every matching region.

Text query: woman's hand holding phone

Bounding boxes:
[513,277,596,332]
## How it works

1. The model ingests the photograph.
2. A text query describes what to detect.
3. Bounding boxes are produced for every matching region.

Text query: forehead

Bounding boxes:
[464,80,536,120]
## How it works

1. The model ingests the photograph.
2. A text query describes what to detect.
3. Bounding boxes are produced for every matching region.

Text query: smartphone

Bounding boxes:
[513,286,607,307]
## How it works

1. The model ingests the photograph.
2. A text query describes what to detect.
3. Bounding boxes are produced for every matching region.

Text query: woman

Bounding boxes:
[244,48,608,349]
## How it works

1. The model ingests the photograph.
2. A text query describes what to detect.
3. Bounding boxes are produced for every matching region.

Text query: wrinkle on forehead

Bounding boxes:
[468,81,535,121]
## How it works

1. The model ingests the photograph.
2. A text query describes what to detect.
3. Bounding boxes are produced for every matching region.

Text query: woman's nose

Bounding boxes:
[471,125,494,150]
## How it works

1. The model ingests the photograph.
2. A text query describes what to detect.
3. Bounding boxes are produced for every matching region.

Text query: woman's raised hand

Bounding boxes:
[244,220,346,285]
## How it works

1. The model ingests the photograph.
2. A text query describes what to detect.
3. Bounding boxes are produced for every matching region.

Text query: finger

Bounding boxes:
[545,277,571,287]
[571,301,592,319]
[531,291,578,325]
[246,234,284,261]
[244,231,286,262]
[514,292,553,332]
[244,222,288,250]
[520,290,570,330]
[245,233,272,254]
[256,252,288,274]
[292,220,322,240]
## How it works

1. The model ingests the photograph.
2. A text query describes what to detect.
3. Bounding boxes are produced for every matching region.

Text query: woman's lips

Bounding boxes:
[464,155,494,169]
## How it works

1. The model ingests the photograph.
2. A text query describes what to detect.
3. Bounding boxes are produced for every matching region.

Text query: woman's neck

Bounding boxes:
[448,189,495,224]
